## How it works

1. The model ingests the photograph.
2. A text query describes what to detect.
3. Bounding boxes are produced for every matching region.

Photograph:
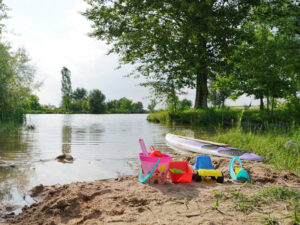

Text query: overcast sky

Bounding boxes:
[3,0,256,108]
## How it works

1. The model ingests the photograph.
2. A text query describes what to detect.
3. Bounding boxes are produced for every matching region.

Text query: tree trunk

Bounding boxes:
[194,36,208,109]
[271,97,274,119]
[259,96,264,110]
[194,71,208,109]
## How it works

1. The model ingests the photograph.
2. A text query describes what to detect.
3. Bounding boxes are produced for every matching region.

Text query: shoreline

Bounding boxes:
[2,152,300,225]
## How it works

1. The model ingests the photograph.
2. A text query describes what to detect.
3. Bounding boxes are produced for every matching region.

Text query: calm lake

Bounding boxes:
[0,114,191,213]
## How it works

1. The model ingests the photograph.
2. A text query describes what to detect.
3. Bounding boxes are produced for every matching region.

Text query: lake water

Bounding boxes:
[0,114,191,214]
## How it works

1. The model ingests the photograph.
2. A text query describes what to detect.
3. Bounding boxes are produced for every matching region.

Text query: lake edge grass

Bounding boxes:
[147,109,300,175]
[147,109,300,126]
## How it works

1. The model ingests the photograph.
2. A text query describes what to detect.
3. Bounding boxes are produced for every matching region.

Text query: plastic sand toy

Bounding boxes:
[229,156,250,182]
[193,156,224,183]
[168,161,193,183]
[138,139,172,184]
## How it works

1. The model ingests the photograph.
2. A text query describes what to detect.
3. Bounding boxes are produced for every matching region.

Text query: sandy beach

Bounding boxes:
[2,152,300,225]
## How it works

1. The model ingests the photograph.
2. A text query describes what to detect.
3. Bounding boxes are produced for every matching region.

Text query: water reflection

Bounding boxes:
[62,126,72,154]
[0,131,35,215]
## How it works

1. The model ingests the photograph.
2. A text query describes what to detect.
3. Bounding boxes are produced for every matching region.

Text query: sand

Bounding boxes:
[2,152,300,225]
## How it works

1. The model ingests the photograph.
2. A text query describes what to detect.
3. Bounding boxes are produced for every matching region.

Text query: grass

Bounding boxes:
[163,108,299,175]
[147,108,300,127]
[213,186,300,224]
[207,127,300,175]
[263,215,280,225]
[212,190,225,214]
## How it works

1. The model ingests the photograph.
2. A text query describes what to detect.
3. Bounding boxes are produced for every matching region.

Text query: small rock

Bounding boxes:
[2,212,15,219]
[5,205,19,211]
[30,184,44,197]
[0,160,15,168]
[284,140,298,148]
[55,154,74,162]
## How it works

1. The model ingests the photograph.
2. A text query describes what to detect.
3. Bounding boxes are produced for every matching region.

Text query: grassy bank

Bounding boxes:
[148,109,299,175]
[147,109,299,127]
[207,127,300,175]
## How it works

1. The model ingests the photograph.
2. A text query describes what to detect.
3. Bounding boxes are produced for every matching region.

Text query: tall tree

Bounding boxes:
[83,0,259,109]
[88,89,106,113]
[61,67,72,111]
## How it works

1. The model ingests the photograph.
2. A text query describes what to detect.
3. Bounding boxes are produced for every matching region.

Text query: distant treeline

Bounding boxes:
[34,66,148,114]
[25,92,146,114]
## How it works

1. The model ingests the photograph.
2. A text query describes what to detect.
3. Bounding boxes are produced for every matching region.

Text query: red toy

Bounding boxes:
[150,145,162,158]
[168,161,193,183]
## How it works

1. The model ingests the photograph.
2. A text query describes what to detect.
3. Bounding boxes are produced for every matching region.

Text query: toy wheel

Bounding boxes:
[216,173,224,183]
[211,176,216,180]
[192,173,202,182]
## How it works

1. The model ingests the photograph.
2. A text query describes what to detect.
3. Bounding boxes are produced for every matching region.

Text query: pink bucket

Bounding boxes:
[139,153,172,184]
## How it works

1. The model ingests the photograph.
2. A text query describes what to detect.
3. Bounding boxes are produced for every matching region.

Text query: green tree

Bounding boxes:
[106,99,120,113]
[132,101,144,113]
[88,89,106,113]
[215,0,300,112]
[147,99,157,113]
[83,0,259,109]
[166,94,179,112]
[72,88,88,101]
[208,82,231,109]
[27,94,41,111]
[119,97,133,113]
[0,36,35,124]
[70,100,89,113]
[61,67,72,111]
[178,99,192,111]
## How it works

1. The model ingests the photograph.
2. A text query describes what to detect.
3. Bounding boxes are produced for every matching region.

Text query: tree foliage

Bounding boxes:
[72,87,88,101]
[213,0,300,112]
[106,98,145,113]
[132,101,144,113]
[0,1,35,125]
[83,0,259,109]
[88,89,106,113]
[147,99,157,113]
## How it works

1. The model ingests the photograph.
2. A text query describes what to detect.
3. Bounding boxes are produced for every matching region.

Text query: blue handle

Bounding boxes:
[229,156,243,170]
[138,158,161,183]
[229,156,250,181]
